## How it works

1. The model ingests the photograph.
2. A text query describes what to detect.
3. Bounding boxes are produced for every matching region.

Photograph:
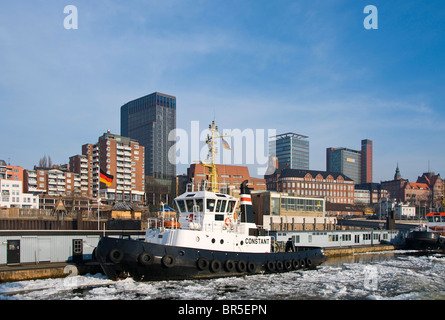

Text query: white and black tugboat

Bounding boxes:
[405,212,445,251]
[95,121,327,281]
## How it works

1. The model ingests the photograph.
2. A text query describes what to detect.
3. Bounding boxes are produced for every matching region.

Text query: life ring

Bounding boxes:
[197,257,209,270]
[109,248,124,263]
[236,260,247,272]
[247,262,256,273]
[210,260,222,273]
[138,252,154,266]
[225,260,235,272]
[225,217,232,226]
[266,260,276,272]
[161,254,175,268]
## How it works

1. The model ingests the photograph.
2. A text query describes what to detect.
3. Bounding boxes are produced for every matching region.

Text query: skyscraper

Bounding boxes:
[121,92,176,205]
[269,133,309,170]
[326,139,373,184]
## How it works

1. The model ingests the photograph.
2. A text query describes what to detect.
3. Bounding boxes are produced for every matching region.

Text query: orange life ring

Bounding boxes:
[225,217,231,226]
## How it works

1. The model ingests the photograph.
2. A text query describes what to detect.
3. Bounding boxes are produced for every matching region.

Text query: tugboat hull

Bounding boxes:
[95,236,327,281]
[405,231,445,251]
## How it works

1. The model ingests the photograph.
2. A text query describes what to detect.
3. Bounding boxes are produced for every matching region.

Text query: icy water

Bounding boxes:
[1,250,445,300]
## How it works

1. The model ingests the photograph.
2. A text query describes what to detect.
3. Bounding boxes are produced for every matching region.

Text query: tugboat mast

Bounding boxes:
[201,120,230,193]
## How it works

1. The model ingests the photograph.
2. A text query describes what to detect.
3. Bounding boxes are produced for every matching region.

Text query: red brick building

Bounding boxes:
[187,163,266,191]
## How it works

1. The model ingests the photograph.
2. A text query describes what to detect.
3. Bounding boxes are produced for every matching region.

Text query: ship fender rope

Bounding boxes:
[161,254,176,268]
[109,248,124,264]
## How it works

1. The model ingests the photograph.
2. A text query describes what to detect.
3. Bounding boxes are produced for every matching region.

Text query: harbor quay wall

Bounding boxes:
[0,262,102,283]
[323,244,399,257]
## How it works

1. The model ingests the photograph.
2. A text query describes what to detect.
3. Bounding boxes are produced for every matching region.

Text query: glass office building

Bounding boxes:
[269,133,309,170]
[121,92,176,181]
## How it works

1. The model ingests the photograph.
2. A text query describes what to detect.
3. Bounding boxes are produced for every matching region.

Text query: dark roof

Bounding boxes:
[279,168,354,182]
[112,202,136,211]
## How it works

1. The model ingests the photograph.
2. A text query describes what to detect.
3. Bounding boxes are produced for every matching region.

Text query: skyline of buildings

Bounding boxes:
[1,89,443,214]
[120,92,177,206]
[326,139,373,185]
[270,133,310,171]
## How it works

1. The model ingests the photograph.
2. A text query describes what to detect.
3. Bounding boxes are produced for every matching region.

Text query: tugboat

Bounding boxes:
[405,212,445,251]
[95,121,327,281]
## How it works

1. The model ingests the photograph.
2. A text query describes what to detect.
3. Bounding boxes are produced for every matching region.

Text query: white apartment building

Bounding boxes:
[0,180,39,209]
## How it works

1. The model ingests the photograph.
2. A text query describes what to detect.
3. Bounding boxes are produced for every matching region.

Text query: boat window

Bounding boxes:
[220,200,228,212]
[195,199,203,212]
[186,199,195,212]
[227,200,236,213]
[215,214,224,221]
[427,216,433,222]
[207,199,216,212]
[176,200,186,213]
[441,216,445,222]
[215,200,222,212]
[434,216,441,222]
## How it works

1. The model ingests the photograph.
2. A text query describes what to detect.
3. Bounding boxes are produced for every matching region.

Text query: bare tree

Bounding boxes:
[38,155,53,168]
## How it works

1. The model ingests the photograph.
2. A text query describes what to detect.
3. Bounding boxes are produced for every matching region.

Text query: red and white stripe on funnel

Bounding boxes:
[240,194,252,205]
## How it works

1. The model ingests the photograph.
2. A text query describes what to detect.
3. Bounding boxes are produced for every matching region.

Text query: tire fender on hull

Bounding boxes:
[109,248,124,264]
[161,254,176,268]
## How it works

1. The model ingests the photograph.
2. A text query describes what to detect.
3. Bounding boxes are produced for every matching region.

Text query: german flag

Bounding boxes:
[100,169,113,186]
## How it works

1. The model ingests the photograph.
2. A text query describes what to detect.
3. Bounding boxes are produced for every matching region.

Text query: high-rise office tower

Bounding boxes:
[361,139,373,184]
[326,139,373,184]
[269,133,309,170]
[121,92,176,205]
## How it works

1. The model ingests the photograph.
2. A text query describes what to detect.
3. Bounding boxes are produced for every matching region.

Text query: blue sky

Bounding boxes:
[1,0,444,182]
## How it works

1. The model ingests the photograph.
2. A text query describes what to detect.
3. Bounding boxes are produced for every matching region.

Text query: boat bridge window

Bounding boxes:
[227,200,236,213]
[176,200,186,213]
[207,199,216,212]
[195,199,203,211]
[215,200,227,213]
[186,199,195,212]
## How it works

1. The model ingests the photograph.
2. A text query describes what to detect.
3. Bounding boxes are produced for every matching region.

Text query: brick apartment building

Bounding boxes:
[266,168,355,205]
[187,163,267,192]
[70,131,145,204]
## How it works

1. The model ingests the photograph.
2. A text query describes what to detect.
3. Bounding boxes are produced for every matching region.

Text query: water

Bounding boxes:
[1,250,445,300]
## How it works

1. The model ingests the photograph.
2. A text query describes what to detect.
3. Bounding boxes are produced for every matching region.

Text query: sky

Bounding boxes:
[1,0,444,183]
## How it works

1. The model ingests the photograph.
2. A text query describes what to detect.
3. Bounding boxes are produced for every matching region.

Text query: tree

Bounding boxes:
[38,155,53,168]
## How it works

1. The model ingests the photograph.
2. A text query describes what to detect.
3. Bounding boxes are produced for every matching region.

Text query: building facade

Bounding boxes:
[266,168,355,205]
[0,180,39,209]
[121,92,176,205]
[326,139,373,184]
[0,160,24,187]
[269,133,309,170]
[381,165,443,215]
[187,163,267,192]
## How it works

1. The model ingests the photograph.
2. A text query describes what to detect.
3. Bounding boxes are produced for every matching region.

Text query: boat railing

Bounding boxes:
[185,179,230,194]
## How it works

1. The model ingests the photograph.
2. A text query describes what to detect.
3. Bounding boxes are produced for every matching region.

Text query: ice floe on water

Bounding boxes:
[1,252,445,300]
